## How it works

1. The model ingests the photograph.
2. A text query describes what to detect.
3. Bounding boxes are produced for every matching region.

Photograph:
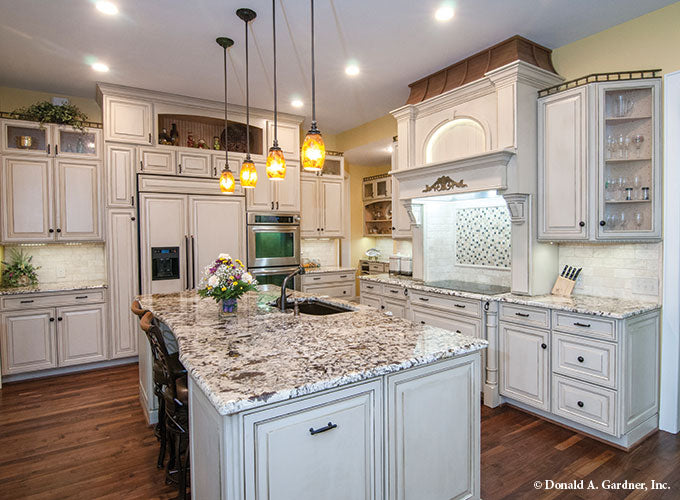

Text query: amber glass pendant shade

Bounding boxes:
[301,130,325,172]
[240,159,258,188]
[219,169,236,193]
[266,146,286,180]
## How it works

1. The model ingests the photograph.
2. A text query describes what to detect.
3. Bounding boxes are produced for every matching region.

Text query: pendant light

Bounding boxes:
[300,0,325,172]
[265,0,286,180]
[237,8,258,189]
[216,37,236,193]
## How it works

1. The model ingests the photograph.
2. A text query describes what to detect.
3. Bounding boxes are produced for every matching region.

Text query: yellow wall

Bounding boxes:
[552,2,680,79]
[0,86,101,122]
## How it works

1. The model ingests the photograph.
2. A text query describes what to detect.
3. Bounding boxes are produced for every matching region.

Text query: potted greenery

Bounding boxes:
[11,101,89,130]
[1,248,40,288]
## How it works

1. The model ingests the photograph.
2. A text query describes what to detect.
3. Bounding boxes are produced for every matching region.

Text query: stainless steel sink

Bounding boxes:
[271,298,354,316]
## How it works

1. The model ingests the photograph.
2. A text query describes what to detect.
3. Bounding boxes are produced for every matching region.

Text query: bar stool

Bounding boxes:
[142,312,190,499]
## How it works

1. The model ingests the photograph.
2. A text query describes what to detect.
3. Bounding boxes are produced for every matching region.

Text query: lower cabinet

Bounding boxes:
[57,304,107,366]
[0,308,57,374]
[301,271,356,299]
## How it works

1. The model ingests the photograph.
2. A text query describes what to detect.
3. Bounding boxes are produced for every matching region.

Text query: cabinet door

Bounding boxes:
[274,162,300,212]
[106,144,135,207]
[383,297,407,319]
[57,304,107,366]
[107,208,139,358]
[245,161,275,211]
[300,175,319,237]
[499,323,550,411]
[1,309,57,375]
[266,121,299,159]
[387,355,480,500]
[360,294,383,310]
[321,156,344,177]
[178,151,212,177]
[1,119,51,156]
[244,381,382,500]
[538,87,588,240]
[188,196,247,289]
[320,178,344,237]
[104,96,152,144]
[1,156,54,242]
[139,148,175,174]
[54,126,102,160]
[391,176,411,238]
[54,159,102,240]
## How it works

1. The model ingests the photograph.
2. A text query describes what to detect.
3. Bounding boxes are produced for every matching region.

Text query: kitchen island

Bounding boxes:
[138,287,487,500]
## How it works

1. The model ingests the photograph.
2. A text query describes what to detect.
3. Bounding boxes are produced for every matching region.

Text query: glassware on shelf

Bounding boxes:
[625,187,633,201]
[616,176,627,200]
[624,136,631,159]
[618,212,627,230]
[614,93,633,117]
[617,134,626,158]
[634,212,644,228]
[632,134,644,158]
[633,175,641,199]
[641,187,650,201]
[607,135,616,159]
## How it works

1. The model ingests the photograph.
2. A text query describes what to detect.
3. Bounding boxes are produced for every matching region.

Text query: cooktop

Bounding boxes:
[422,280,510,296]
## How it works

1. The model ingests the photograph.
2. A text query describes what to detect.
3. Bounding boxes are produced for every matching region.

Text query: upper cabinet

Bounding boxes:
[246,161,300,213]
[1,120,102,159]
[301,173,344,238]
[538,78,661,242]
[103,96,153,145]
[266,121,299,160]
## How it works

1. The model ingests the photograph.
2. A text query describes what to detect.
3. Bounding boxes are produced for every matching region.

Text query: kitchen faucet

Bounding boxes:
[280,265,305,312]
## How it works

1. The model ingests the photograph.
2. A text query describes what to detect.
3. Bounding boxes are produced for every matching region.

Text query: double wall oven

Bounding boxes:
[247,213,301,290]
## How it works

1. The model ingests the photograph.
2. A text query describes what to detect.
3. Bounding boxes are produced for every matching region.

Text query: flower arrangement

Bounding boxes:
[197,254,257,312]
[2,248,40,288]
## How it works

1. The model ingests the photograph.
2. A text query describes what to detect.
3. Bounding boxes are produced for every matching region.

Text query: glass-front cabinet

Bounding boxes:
[1,119,102,159]
[362,173,391,201]
[598,80,660,239]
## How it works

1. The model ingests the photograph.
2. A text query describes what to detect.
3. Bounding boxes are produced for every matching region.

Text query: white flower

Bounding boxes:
[243,272,253,283]
[208,275,219,287]
[218,253,232,261]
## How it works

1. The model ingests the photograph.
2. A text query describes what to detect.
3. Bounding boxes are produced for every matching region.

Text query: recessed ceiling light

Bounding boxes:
[95,1,118,15]
[345,63,360,76]
[91,62,110,72]
[291,99,303,108]
[435,5,454,22]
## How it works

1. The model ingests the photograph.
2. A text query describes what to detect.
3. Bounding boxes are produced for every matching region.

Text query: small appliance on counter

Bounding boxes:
[389,255,401,275]
[400,256,413,276]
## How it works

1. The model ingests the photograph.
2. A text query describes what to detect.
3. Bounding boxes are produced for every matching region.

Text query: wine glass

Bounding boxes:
[633,175,642,199]
[632,135,644,158]
[607,135,616,159]
[634,212,644,228]
[624,136,631,159]
[617,134,626,158]
[619,212,627,230]
[617,176,627,200]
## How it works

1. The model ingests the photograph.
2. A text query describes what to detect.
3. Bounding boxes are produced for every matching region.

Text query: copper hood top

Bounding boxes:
[405,35,557,104]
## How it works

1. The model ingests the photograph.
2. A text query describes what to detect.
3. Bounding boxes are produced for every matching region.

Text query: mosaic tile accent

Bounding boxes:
[455,206,511,268]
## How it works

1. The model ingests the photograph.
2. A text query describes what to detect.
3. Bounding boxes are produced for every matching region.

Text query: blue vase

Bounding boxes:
[221,298,238,314]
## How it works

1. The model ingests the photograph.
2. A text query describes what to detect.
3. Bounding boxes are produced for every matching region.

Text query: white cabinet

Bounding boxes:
[386,356,480,500]
[0,308,57,375]
[499,322,550,411]
[54,159,102,240]
[391,176,411,238]
[266,121,300,159]
[139,147,175,174]
[0,156,102,243]
[1,120,102,159]
[301,271,356,299]
[538,87,589,240]
[246,161,300,213]
[103,95,153,145]
[107,208,139,359]
[106,144,136,207]
[178,151,212,178]
[57,304,107,366]
[300,173,344,238]
[243,381,382,500]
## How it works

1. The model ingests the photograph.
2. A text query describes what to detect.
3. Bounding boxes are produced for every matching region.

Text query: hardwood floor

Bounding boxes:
[1,364,678,499]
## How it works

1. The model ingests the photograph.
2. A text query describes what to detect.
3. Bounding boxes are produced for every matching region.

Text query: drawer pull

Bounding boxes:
[577,401,584,408]
[366,285,374,289]
[574,322,591,328]
[380,305,385,310]
[454,304,466,309]
[541,343,547,349]
[515,312,530,317]
[389,290,399,294]
[340,275,348,278]
[20,299,34,304]
[420,321,425,325]
[419,297,430,302]
[75,295,88,299]
[577,356,585,363]
[313,277,321,281]
[455,330,461,334]
[309,422,338,435]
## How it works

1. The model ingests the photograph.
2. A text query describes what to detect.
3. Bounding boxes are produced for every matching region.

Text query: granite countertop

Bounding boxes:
[0,281,108,296]
[358,274,660,319]
[304,266,357,274]
[137,288,487,416]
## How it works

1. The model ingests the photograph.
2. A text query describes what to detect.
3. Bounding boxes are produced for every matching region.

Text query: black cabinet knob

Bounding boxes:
[579,221,585,227]
[577,401,584,408]
[577,356,584,363]
[56,228,61,233]
[49,229,54,233]
[380,305,385,309]
[49,317,55,322]
[420,320,425,325]
[57,317,63,321]
[131,216,136,221]
[541,343,547,349]
[600,220,606,226]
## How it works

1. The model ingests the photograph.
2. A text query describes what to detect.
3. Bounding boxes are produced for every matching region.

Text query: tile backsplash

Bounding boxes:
[3,243,107,286]
[455,206,511,268]
[301,239,339,267]
[558,242,662,301]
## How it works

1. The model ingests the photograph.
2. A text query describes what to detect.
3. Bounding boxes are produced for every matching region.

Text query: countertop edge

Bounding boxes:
[0,283,109,296]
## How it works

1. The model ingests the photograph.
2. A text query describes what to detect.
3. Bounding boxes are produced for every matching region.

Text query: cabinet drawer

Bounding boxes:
[177,152,211,177]
[410,291,481,318]
[368,262,387,273]
[499,302,550,329]
[552,311,616,341]
[139,148,174,174]
[552,374,617,436]
[360,281,383,296]
[383,284,407,299]
[302,272,354,286]
[553,332,617,388]
[411,307,482,338]
[360,294,382,310]
[302,283,354,299]
[1,290,106,310]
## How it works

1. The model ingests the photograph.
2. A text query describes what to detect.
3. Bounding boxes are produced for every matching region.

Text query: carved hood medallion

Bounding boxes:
[423,176,468,193]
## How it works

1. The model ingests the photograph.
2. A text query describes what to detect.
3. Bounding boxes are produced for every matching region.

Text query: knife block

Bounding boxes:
[551,276,575,297]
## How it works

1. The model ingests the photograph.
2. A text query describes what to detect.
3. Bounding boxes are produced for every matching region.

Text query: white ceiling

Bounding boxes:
[0,0,673,134]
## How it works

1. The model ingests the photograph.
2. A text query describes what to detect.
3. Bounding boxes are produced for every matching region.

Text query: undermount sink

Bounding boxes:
[271,298,355,316]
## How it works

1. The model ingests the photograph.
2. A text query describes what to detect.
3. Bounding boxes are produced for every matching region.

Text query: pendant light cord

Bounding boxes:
[310,0,316,125]
[245,18,251,159]
[272,0,278,146]
[223,46,229,169]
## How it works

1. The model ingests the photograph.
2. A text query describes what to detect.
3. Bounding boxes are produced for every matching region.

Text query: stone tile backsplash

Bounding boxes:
[558,242,662,301]
[301,239,339,267]
[4,243,107,286]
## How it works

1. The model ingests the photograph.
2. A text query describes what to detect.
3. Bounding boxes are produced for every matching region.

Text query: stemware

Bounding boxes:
[634,212,643,228]
[618,212,627,230]
[607,135,616,159]
[623,136,631,159]
[632,134,644,158]
[617,134,625,158]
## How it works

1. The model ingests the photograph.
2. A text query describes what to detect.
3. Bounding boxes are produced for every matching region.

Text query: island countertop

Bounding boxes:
[137,288,487,416]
